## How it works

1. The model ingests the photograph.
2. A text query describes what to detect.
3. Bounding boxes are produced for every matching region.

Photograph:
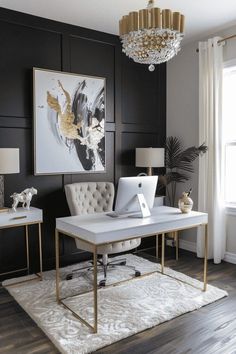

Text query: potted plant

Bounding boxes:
[159,136,208,207]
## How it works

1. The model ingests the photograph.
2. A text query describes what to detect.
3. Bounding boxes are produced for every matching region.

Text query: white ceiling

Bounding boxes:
[1,0,236,43]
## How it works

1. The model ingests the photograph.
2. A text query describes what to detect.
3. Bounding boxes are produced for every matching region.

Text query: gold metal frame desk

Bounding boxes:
[55,206,208,333]
[0,207,43,285]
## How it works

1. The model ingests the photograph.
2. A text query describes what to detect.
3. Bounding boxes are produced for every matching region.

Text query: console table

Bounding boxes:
[55,206,208,333]
[0,207,43,285]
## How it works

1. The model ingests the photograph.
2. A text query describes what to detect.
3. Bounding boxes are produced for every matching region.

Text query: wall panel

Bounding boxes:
[0,21,62,118]
[122,55,163,127]
[0,7,166,278]
[70,36,115,123]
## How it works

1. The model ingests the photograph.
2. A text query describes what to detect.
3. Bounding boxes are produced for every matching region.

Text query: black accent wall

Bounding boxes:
[0,8,166,278]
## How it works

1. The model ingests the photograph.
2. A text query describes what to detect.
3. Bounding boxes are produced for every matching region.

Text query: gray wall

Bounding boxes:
[167,24,236,257]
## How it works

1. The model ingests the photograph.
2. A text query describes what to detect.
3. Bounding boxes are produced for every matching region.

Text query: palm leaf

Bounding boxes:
[176,144,208,172]
[165,171,190,185]
[165,137,207,172]
[165,136,183,169]
[160,137,208,206]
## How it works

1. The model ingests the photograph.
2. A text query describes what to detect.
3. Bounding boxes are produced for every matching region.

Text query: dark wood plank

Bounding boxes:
[0,287,59,354]
[0,247,235,354]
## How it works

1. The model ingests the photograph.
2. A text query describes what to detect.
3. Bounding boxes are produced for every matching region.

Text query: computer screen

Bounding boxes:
[114,176,158,216]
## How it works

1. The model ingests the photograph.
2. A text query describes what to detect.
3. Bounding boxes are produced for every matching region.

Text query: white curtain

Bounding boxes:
[197,37,226,264]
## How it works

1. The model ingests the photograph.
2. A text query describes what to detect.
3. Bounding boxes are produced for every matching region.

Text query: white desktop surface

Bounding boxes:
[56,206,208,245]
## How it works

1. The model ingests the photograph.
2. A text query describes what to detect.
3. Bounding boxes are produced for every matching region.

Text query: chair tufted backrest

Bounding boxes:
[65,182,114,216]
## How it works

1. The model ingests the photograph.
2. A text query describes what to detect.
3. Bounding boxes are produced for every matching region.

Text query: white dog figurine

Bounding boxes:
[11,187,38,212]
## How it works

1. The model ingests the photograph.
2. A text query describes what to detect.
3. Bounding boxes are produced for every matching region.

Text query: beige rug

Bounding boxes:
[3,254,227,354]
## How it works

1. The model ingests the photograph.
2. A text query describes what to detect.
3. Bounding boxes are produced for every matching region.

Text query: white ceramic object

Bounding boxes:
[10,187,37,212]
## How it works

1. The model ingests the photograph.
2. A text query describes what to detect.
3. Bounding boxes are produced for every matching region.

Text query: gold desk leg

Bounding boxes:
[204,224,208,291]
[161,233,165,274]
[175,231,179,261]
[93,246,98,333]
[25,225,29,275]
[156,234,159,259]
[55,230,60,303]
[38,223,43,279]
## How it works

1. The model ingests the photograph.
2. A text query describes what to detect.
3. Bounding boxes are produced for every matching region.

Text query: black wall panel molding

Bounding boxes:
[0,7,166,278]
[0,116,31,129]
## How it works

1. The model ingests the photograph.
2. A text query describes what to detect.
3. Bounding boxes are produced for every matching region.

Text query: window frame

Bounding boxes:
[223,59,236,212]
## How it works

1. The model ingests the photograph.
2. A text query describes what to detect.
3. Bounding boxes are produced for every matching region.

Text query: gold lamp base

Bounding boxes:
[147,167,153,176]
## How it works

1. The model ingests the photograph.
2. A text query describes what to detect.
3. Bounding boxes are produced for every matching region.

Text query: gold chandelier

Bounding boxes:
[119,0,185,71]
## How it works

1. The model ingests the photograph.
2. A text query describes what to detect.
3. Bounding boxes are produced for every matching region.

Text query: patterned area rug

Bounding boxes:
[3,254,227,354]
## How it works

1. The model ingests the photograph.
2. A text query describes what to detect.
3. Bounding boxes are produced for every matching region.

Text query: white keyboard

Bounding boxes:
[106,212,120,218]
[106,211,143,218]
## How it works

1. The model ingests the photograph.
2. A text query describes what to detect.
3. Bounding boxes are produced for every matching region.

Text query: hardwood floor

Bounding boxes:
[0,247,235,354]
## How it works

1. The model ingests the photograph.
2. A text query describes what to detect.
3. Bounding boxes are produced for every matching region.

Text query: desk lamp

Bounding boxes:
[136,147,165,176]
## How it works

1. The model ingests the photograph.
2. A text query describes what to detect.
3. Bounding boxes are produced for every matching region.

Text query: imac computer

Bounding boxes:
[107,176,158,218]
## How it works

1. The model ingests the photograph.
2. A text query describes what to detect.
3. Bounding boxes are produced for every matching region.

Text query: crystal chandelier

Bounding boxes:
[119,0,185,71]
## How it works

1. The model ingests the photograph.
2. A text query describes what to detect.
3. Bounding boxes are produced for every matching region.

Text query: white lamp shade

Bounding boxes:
[0,148,20,174]
[136,148,165,168]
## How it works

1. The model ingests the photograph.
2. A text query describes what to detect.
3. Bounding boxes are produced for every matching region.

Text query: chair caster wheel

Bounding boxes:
[99,279,106,287]
[66,274,73,280]
[135,271,141,277]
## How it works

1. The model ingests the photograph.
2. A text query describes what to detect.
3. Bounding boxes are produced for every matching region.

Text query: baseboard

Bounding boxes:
[166,239,236,265]
[166,238,196,253]
[224,252,236,264]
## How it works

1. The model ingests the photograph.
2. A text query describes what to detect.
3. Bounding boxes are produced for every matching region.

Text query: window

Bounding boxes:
[223,62,236,204]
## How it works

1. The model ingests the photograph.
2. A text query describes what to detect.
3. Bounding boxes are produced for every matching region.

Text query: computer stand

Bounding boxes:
[129,193,151,218]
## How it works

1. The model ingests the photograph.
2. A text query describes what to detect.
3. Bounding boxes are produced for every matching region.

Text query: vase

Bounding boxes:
[178,192,193,213]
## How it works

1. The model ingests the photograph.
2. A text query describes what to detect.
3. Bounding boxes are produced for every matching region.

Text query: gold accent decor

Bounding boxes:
[139,9,149,29]
[180,15,185,34]
[162,9,172,29]
[173,12,181,31]
[119,0,185,71]
[122,15,129,35]
[147,166,152,176]
[47,81,82,141]
[204,224,208,291]
[10,215,27,220]
[0,207,9,213]
[150,7,161,28]
[129,12,138,32]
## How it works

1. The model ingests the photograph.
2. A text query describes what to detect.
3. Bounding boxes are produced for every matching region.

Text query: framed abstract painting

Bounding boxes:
[33,68,106,175]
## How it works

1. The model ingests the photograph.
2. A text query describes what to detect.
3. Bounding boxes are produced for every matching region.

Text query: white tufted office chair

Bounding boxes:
[65,182,141,286]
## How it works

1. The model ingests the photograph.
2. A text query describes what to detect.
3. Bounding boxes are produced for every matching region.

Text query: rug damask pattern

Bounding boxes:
[3,254,227,354]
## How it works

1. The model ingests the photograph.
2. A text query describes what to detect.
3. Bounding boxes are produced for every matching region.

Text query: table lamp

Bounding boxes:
[0,148,20,211]
[136,147,165,176]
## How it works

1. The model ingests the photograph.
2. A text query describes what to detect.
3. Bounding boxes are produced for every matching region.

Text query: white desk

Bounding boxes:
[55,206,208,333]
[0,207,43,284]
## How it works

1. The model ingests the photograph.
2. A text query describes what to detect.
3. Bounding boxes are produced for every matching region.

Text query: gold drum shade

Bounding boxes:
[119,7,185,35]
